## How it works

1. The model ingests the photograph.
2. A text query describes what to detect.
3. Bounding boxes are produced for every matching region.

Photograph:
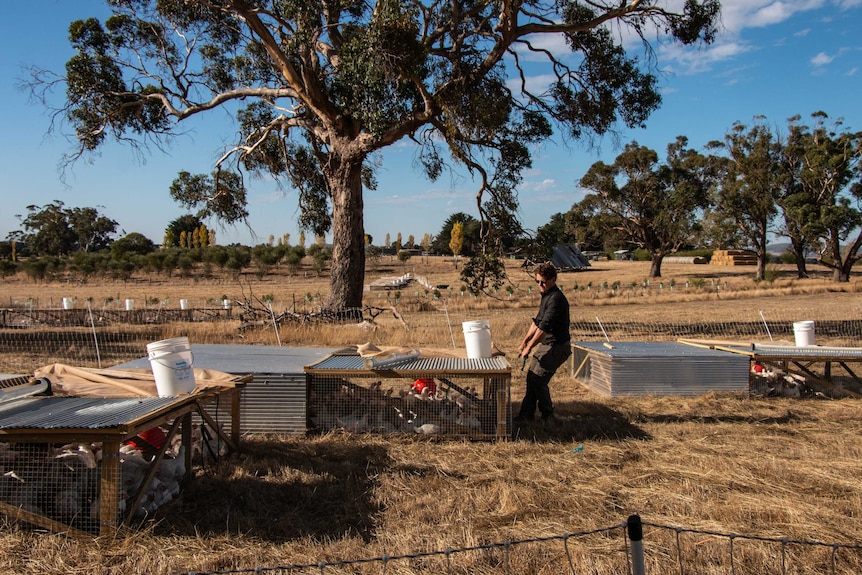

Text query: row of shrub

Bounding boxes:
[0,243,337,283]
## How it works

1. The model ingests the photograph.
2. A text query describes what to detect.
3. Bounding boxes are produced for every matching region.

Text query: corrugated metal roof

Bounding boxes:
[749,344,862,359]
[574,341,742,358]
[306,355,510,372]
[572,342,749,397]
[0,396,178,430]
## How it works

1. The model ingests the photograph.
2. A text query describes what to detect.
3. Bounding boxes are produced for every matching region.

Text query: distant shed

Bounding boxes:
[571,341,750,397]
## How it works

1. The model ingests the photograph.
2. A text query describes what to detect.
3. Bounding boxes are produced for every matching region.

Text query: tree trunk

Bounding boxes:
[325,155,366,310]
[755,229,767,282]
[648,254,663,278]
[789,236,809,279]
[833,267,850,282]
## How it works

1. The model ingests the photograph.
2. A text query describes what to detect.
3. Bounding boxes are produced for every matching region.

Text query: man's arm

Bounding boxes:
[519,322,547,357]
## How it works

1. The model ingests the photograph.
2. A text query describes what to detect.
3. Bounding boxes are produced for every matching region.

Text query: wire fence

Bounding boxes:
[177,514,862,575]
[2,303,861,376]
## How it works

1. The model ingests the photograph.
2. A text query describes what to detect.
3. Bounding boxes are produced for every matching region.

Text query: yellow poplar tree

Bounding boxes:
[450,223,464,269]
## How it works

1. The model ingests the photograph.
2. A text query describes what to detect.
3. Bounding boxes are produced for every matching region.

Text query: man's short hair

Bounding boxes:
[535,262,557,280]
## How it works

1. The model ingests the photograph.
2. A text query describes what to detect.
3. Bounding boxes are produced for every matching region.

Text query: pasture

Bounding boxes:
[1,256,861,574]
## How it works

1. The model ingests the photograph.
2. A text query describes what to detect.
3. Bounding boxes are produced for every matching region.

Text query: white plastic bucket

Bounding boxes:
[793,320,816,347]
[462,319,492,358]
[62,297,73,310]
[179,299,189,310]
[125,299,135,310]
[147,336,196,396]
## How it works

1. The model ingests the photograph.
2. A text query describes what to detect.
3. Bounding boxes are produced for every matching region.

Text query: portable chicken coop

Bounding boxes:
[571,341,750,397]
[304,352,512,440]
[0,378,243,536]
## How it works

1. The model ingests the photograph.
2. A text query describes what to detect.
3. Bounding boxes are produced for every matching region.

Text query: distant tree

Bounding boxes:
[695,207,748,251]
[251,243,283,278]
[581,137,712,277]
[0,260,18,278]
[15,201,78,256]
[397,250,412,267]
[433,213,480,255]
[204,245,230,270]
[111,233,156,257]
[284,245,306,275]
[449,223,464,268]
[165,215,203,248]
[224,245,251,279]
[707,119,784,281]
[307,243,332,276]
[535,213,576,261]
[384,233,391,250]
[782,112,862,282]
[564,195,621,253]
[67,206,118,252]
[38,0,719,308]
[0,242,16,261]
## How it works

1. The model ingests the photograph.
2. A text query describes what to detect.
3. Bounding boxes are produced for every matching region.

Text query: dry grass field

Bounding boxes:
[1,256,862,574]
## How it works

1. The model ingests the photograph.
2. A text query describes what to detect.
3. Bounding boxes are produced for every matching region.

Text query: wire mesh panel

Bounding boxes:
[0,390,238,535]
[0,440,108,534]
[305,354,511,440]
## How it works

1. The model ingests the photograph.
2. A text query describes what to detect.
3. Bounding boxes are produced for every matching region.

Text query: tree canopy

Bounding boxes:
[37,0,720,308]
[10,201,117,257]
[580,137,711,277]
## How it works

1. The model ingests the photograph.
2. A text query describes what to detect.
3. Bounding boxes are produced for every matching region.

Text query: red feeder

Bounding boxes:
[128,427,166,451]
[412,378,437,394]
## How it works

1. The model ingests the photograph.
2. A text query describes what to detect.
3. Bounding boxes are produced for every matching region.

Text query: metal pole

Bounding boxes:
[628,514,645,575]
[87,301,103,368]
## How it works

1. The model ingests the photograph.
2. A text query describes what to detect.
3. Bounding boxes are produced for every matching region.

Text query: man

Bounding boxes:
[515,262,571,423]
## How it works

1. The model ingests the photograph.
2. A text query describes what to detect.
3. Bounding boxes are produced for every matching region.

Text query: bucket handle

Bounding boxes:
[150,352,194,370]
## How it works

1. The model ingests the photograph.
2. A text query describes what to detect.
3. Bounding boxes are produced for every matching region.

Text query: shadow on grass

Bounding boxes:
[155,436,393,542]
[511,401,651,443]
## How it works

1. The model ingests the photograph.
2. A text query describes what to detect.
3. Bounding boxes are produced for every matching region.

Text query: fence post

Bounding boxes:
[628,514,645,575]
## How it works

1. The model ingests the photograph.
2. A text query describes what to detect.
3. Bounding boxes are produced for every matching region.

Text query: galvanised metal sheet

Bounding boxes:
[306,354,510,372]
[572,341,750,397]
[748,343,862,359]
[113,344,339,373]
[209,373,308,435]
[0,396,179,430]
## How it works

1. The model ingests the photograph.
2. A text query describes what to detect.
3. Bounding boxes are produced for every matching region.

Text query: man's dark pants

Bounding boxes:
[517,341,571,419]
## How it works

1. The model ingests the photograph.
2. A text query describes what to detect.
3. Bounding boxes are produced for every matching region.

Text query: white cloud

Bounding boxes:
[794,28,812,36]
[521,178,559,193]
[811,51,836,65]
[659,41,753,75]
[847,67,859,75]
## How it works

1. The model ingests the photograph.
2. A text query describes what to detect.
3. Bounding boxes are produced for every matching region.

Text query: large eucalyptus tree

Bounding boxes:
[784,113,862,282]
[707,119,784,282]
[579,137,712,278]
[34,0,720,309]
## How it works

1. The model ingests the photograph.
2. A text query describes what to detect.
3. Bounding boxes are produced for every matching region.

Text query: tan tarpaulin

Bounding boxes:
[32,363,240,398]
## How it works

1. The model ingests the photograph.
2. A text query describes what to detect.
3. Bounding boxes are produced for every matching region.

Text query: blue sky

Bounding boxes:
[1,1,861,247]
